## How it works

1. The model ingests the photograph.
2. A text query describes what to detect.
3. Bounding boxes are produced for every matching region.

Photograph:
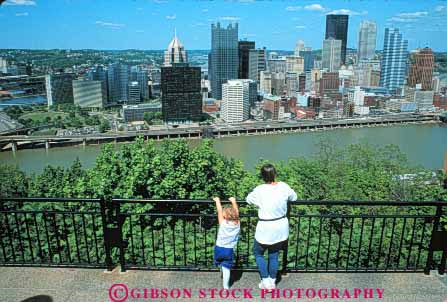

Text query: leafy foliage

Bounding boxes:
[0,139,445,269]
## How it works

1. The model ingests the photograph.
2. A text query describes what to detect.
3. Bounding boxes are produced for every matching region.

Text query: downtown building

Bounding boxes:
[87,65,108,105]
[299,48,315,72]
[161,63,202,123]
[248,48,267,82]
[45,73,75,107]
[72,79,104,109]
[322,38,342,72]
[358,21,377,61]
[238,40,255,79]
[107,63,129,103]
[408,47,434,91]
[379,28,408,94]
[209,22,239,100]
[164,30,187,66]
[325,14,349,65]
[221,79,253,123]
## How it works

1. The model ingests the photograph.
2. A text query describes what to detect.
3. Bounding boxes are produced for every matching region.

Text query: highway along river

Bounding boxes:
[0,123,446,173]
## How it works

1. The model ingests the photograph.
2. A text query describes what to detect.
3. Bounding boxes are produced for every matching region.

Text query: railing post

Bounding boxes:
[424,205,442,275]
[100,198,114,271]
[115,200,127,273]
[281,202,291,276]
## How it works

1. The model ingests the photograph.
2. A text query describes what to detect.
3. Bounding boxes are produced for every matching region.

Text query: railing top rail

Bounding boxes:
[0,197,102,203]
[0,197,444,207]
[112,198,446,207]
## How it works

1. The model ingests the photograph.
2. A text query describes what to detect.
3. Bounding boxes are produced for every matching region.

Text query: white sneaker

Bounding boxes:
[258,278,274,291]
[268,278,276,289]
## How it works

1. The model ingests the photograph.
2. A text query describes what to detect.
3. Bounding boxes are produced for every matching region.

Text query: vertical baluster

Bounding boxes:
[204,217,207,266]
[172,219,176,266]
[396,217,407,269]
[4,213,16,262]
[335,217,344,270]
[376,218,386,270]
[81,214,91,264]
[33,213,43,263]
[346,217,355,271]
[316,217,323,269]
[416,218,427,269]
[140,216,146,266]
[151,217,156,266]
[356,217,365,270]
[24,213,35,264]
[385,217,397,270]
[294,216,301,269]
[366,217,376,271]
[71,213,81,263]
[13,212,26,263]
[42,213,53,263]
[0,213,8,262]
[183,219,187,266]
[129,215,135,264]
[52,213,63,263]
[406,217,418,270]
[305,217,312,270]
[62,214,72,264]
[326,217,333,271]
[91,214,100,264]
[193,218,197,266]
[162,218,166,266]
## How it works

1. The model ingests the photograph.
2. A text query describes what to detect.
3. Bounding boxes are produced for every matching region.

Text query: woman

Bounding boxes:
[246,163,297,290]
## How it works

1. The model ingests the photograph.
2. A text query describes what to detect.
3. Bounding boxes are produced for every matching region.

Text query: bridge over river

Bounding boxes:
[0,114,440,152]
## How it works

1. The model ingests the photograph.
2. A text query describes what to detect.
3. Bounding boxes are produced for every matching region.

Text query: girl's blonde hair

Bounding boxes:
[223,207,239,222]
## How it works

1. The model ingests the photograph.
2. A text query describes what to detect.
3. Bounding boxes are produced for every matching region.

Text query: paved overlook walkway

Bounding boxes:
[0,267,446,302]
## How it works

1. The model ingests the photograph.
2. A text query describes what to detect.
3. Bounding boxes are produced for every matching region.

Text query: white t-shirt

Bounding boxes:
[246,182,298,245]
[215,220,240,249]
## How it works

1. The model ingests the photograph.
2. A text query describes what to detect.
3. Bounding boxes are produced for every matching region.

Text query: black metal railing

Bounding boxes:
[0,198,446,275]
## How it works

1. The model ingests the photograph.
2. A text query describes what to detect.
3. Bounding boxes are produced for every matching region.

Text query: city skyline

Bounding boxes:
[1,0,447,51]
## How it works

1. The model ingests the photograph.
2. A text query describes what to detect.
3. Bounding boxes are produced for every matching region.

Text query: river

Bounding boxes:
[0,123,446,174]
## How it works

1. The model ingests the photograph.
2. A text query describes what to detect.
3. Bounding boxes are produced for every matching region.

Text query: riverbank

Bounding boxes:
[1,123,446,173]
[0,114,440,152]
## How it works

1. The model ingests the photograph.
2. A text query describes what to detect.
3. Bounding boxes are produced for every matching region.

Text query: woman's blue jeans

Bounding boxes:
[253,239,284,279]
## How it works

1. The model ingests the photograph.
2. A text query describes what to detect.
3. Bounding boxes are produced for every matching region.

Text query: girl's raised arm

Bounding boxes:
[213,197,224,224]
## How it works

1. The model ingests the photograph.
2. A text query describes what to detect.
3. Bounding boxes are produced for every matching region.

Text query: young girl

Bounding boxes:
[213,196,240,289]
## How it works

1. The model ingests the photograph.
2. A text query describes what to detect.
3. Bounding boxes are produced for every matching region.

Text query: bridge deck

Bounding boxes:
[1,267,446,302]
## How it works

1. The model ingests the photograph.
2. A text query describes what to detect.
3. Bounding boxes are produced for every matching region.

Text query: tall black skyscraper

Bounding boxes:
[238,40,255,79]
[325,14,349,65]
[161,63,202,123]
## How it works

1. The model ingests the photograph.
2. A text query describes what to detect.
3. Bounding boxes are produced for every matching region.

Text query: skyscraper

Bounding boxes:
[128,81,141,103]
[238,40,255,79]
[294,40,305,56]
[164,30,187,67]
[136,70,149,101]
[248,48,267,81]
[325,14,349,65]
[73,79,104,108]
[221,79,251,123]
[299,48,315,72]
[87,65,108,104]
[161,63,202,123]
[107,63,129,103]
[210,22,239,100]
[0,57,7,74]
[358,21,377,60]
[322,38,342,72]
[380,28,408,93]
[286,55,304,74]
[408,47,434,91]
[45,73,75,107]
